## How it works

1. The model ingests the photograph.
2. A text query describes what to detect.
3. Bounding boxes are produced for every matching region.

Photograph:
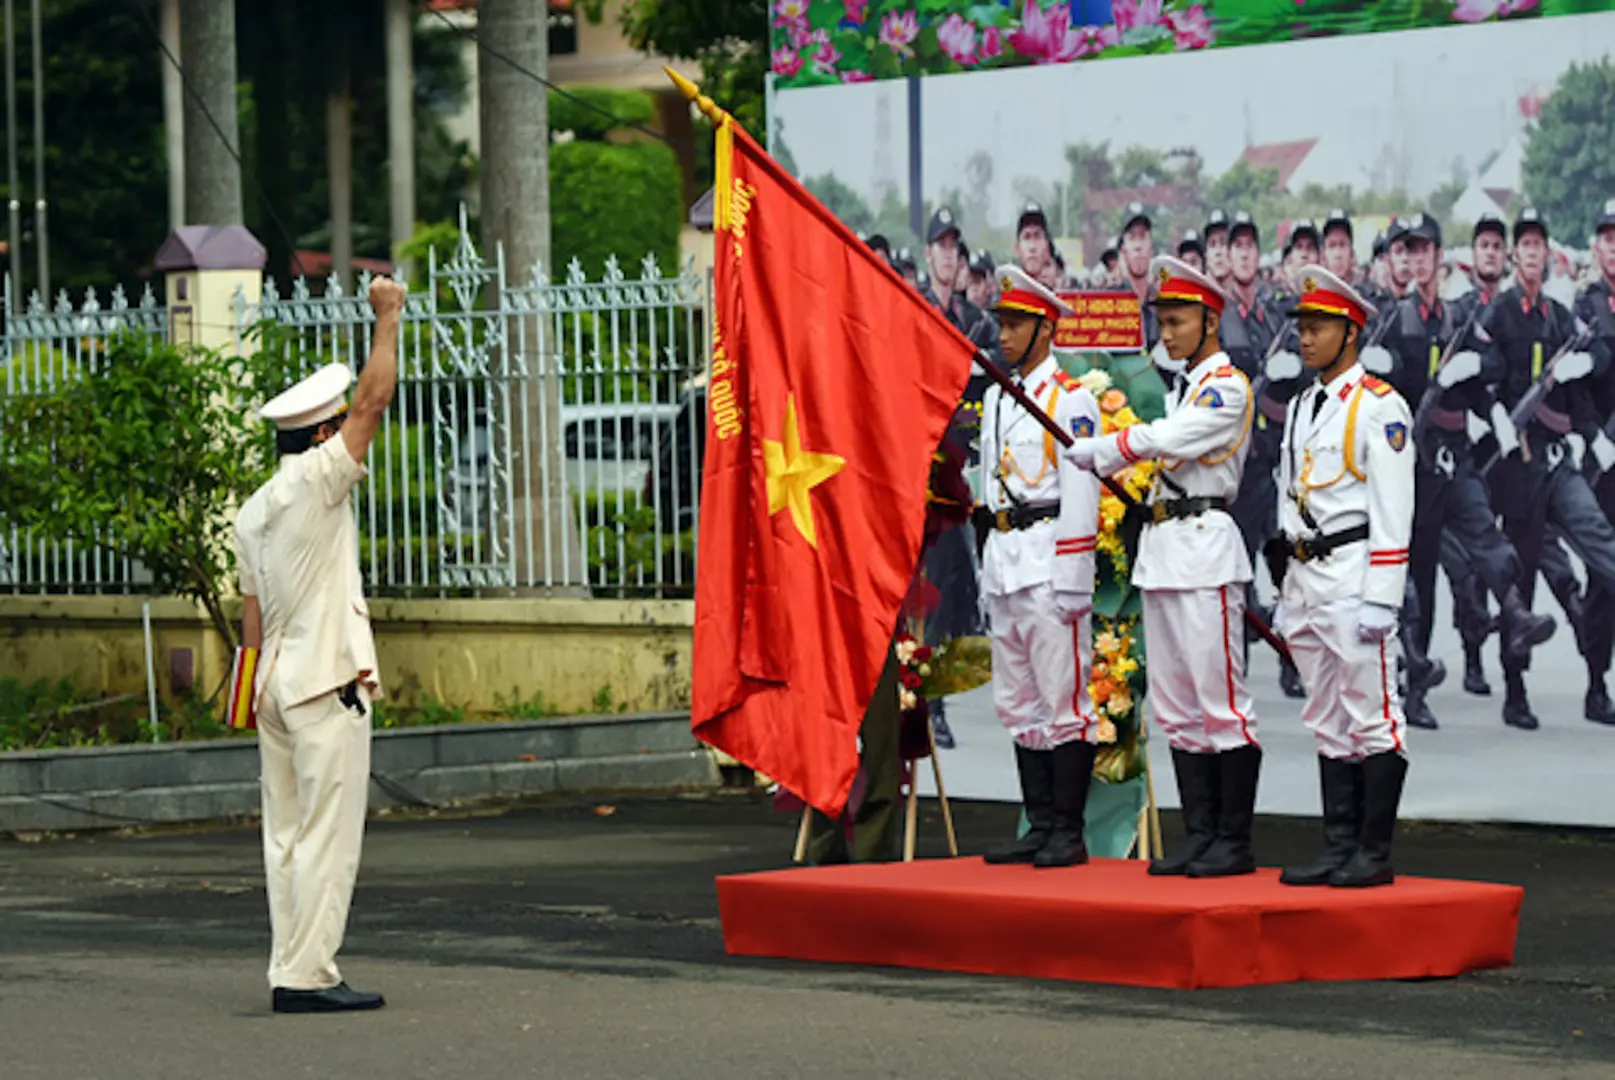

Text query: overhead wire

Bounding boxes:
[121,0,310,280]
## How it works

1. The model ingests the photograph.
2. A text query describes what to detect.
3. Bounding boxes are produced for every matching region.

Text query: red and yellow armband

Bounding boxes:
[226,647,259,731]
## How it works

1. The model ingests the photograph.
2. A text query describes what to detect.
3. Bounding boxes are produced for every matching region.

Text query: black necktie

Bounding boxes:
[1311,388,1326,423]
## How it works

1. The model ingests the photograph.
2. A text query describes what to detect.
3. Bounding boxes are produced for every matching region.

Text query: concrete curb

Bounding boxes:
[0,712,721,834]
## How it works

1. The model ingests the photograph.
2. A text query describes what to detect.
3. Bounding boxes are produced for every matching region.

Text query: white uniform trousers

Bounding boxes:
[1141,585,1259,753]
[987,582,1099,750]
[257,682,373,990]
[1285,598,1407,761]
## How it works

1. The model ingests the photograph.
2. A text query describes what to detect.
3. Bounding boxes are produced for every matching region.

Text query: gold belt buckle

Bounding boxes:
[1293,538,1311,562]
[995,509,1012,532]
[1152,502,1169,525]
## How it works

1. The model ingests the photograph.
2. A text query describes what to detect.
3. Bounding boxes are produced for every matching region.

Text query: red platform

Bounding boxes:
[717,857,1523,989]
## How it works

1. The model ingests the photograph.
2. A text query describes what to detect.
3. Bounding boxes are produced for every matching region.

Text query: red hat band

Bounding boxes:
[1297,286,1367,328]
[998,286,1061,322]
[1154,275,1225,314]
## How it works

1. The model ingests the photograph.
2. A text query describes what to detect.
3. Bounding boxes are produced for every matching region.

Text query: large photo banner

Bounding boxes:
[767,2,1615,828]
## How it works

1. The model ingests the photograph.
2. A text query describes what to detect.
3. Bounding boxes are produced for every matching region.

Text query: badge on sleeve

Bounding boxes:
[1385,421,1408,452]
[1193,387,1224,409]
[1071,416,1095,438]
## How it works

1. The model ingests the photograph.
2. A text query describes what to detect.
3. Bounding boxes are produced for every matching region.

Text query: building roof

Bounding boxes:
[1239,139,1318,191]
[153,226,267,272]
[690,187,714,232]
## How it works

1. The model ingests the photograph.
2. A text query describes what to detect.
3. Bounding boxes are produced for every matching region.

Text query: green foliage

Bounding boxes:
[10,0,168,293]
[550,87,658,141]
[552,138,683,278]
[494,687,564,720]
[1522,60,1615,246]
[371,693,467,730]
[0,333,276,654]
[0,676,243,751]
[580,0,768,189]
[576,489,696,597]
[803,173,877,234]
[591,684,629,714]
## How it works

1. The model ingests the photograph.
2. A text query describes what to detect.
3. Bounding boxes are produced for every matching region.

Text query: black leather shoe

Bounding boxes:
[1279,659,1307,700]
[1462,644,1491,696]
[1502,696,1539,731]
[1585,683,1615,726]
[272,983,386,1014]
[1404,691,1439,731]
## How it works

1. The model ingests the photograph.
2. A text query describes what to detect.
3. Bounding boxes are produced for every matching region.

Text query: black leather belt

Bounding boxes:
[987,503,1060,532]
[1151,496,1228,524]
[1283,524,1370,563]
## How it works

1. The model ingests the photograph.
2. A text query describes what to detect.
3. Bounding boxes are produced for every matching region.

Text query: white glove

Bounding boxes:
[1592,431,1615,473]
[1567,432,1587,471]
[1436,350,1483,389]
[1270,602,1288,639]
[1063,437,1099,470]
[1054,591,1092,625]
[1490,402,1520,458]
[1265,350,1303,383]
[1355,602,1399,643]
[1465,411,1491,444]
[1554,350,1594,383]
[1360,344,1394,375]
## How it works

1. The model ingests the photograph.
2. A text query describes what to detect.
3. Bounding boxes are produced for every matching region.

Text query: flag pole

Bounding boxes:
[976,350,1293,665]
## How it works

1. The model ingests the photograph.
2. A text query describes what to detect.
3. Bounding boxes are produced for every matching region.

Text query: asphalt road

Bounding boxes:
[2,795,1612,1079]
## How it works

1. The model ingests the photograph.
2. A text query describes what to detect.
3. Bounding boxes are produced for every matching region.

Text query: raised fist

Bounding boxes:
[368,276,407,315]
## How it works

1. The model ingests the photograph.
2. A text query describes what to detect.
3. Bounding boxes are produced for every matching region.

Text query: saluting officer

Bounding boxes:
[976,267,1103,870]
[1272,267,1416,889]
[1065,256,1261,878]
[1373,212,1555,731]
[1482,208,1615,731]
[236,276,405,1012]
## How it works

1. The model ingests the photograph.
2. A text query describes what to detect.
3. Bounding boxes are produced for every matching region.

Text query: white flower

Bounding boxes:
[895,640,918,665]
[1077,369,1113,396]
[899,688,919,711]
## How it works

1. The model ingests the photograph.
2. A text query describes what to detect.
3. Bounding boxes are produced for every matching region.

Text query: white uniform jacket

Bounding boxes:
[978,356,1101,598]
[1276,362,1416,610]
[1090,352,1254,590]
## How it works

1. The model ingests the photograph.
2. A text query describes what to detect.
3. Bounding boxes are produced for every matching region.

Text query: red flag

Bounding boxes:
[692,113,976,818]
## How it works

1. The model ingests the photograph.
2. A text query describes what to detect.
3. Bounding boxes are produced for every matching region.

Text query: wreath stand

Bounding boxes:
[791,718,959,864]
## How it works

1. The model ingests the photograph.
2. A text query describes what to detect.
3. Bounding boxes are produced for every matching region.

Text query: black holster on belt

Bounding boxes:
[1263,534,1291,590]
[338,680,367,718]
[971,505,993,559]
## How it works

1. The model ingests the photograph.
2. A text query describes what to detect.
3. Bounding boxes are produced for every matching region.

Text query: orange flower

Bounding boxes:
[1100,388,1128,414]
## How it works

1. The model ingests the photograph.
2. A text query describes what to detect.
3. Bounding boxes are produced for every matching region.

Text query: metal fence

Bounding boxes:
[1,215,710,598]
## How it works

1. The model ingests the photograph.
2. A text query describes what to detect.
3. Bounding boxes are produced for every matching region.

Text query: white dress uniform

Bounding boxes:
[235,362,382,992]
[1090,354,1257,754]
[978,353,1102,750]
[1070,256,1264,879]
[1277,360,1415,760]
[977,266,1103,871]
[1273,266,1417,890]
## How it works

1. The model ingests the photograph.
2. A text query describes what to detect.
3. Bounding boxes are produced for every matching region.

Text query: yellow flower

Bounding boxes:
[1107,689,1134,717]
[1094,629,1120,656]
[1097,719,1118,744]
[1113,655,1139,679]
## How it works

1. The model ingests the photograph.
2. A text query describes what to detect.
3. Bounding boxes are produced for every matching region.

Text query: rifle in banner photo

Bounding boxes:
[972,351,1293,665]
[1408,300,1486,457]
[1479,320,1597,475]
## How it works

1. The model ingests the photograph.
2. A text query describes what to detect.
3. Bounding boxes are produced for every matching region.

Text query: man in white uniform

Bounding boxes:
[1270,267,1416,889]
[236,276,405,1011]
[1064,256,1263,878]
[975,266,1103,869]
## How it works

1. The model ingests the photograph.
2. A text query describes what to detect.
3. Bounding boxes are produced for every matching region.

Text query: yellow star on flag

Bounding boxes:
[764,393,845,549]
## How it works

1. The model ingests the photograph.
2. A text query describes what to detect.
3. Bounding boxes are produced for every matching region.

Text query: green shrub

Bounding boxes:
[551,138,682,280]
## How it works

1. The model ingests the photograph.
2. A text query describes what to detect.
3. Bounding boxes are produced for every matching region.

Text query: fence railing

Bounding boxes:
[1,215,710,599]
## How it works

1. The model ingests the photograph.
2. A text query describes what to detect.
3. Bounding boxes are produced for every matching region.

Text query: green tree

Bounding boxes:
[0,334,275,658]
[803,173,874,234]
[1522,59,1615,245]
[580,0,768,189]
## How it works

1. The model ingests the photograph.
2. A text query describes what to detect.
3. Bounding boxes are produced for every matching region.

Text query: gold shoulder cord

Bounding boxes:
[1001,384,1061,487]
[1195,368,1255,467]
[1298,383,1368,492]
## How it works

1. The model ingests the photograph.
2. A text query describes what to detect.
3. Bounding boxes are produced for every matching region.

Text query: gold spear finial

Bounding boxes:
[665,66,727,124]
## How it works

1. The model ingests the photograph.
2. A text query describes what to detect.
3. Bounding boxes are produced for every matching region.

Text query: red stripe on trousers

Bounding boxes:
[1221,585,1254,744]
[1072,622,1091,741]
[1379,638,1404,753]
